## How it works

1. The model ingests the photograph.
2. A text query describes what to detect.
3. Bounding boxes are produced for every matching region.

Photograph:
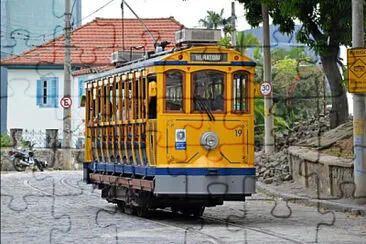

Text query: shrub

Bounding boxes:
[0,133,12,148]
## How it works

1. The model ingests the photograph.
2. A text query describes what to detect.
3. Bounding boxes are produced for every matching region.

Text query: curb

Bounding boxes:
[257,182,366,216]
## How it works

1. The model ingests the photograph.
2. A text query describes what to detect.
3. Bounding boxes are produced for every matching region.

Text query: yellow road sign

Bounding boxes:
[347,48,366,93]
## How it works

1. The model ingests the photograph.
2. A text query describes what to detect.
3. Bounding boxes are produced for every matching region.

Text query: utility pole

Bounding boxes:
[231,1,236,48]
[63,0,72,169]
[262,5,274,153]
[352,0,366,204]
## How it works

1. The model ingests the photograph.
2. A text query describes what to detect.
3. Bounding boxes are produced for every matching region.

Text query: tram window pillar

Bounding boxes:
[148,80,157,119]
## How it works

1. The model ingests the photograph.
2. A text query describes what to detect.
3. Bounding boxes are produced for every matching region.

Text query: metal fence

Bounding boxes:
[5,128,85,149]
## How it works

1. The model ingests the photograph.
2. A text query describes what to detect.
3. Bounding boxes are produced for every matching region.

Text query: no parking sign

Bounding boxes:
[60,96,72,109]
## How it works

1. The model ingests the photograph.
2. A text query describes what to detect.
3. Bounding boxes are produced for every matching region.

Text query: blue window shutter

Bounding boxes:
[36,79,42,105]
[54,78,59,108]
[47,77,58,108]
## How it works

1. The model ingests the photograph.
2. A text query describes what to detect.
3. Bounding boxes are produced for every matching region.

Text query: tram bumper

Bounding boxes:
[154,174,256,199]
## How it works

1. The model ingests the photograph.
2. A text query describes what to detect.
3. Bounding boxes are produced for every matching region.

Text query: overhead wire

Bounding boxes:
[71,0,77,15]
[81,0,117,22]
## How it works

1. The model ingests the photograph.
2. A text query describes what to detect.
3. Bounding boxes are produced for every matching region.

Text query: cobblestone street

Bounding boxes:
[1,171,365,243]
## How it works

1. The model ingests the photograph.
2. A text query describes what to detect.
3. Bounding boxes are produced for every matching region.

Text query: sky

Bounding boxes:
[81,0,251,30]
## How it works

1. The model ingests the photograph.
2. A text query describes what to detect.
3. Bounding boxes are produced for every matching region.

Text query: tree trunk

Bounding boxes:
[320,49,349,129]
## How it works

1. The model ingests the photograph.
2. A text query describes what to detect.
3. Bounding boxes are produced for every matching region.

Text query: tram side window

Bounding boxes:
[165,70,184,112]
[193,70,225,112]
[233,72,248,112]
[148,74,157,119]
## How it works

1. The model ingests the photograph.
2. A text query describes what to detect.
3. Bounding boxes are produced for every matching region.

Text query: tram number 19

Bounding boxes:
[235,129,243,137]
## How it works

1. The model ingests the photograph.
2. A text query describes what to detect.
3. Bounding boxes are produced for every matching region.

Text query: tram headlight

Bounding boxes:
[200,131,219,150]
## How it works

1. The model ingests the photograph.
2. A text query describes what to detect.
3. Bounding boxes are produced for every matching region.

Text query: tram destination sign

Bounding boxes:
[347,48,366,93]
[190,53,227,62]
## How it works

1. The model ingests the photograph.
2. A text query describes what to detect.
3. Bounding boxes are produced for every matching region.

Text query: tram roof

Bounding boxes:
[85,46,255,82]
[85,51,172,81]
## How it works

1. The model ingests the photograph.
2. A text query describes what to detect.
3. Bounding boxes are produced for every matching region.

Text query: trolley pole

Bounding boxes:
[231,2,236,48]
[352,0,366,204]
[262,6,274,153]
[63,0,72,169]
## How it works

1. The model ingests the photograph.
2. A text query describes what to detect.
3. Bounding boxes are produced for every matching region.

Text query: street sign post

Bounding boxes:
[347,48,366,93]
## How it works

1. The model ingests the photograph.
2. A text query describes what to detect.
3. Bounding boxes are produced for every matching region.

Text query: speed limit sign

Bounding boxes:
[260,81,272,96]
[60,96,72,109]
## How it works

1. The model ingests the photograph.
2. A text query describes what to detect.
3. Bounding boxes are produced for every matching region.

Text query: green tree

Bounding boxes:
[254,47,327,132]
[273,55,327,124]
[237,0,351,128]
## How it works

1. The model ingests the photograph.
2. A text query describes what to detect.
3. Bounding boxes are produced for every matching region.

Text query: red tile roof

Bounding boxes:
[1,17,184,66]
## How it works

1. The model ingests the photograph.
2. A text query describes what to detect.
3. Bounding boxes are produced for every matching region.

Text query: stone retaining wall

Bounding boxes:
[288,146,354,198]
[0,148,84,171]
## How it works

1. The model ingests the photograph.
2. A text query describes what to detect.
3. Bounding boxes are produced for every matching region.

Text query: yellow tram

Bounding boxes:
[83,29,256,217]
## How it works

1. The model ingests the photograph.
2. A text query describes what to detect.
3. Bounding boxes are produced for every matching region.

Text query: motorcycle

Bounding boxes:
[8,143,48,172]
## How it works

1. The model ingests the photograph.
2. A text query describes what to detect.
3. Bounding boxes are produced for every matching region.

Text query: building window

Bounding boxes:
[43,80,48,104]
[36,77,59,108]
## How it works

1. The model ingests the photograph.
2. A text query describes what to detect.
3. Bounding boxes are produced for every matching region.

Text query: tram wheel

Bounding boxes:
[171,206,179,215]
[192,206,205,218]
[136,206,148,217]
[124,206,136,215]
[117,201,125,213]
[181,208,191,217]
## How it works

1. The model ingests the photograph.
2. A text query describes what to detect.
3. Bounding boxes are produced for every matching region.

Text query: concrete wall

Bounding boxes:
[1,147,84,171]
[288,146,354,198]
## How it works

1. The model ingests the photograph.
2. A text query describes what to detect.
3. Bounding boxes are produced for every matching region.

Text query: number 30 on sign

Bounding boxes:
[260,81,272,96]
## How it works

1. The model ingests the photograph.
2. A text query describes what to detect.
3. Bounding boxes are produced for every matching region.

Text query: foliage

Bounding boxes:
[237,0,352,127]
[254,98,290,137]
[0,133,12,148]
[273,58,327,126]
[217,36,232,47]
[254,47,328,130]
[235,32,260,54]
[237,0,352,49]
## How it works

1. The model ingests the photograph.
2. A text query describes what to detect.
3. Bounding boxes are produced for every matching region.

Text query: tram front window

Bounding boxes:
[192,71,225,112]
[165,70,184,112]
[232,72,248,113]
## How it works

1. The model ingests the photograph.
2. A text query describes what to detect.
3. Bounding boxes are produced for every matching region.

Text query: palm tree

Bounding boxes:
[199,9,235,47]
[199,9,225,29]
[235,32,260,54]
[199,10,259,52]
[221,16,235,37]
